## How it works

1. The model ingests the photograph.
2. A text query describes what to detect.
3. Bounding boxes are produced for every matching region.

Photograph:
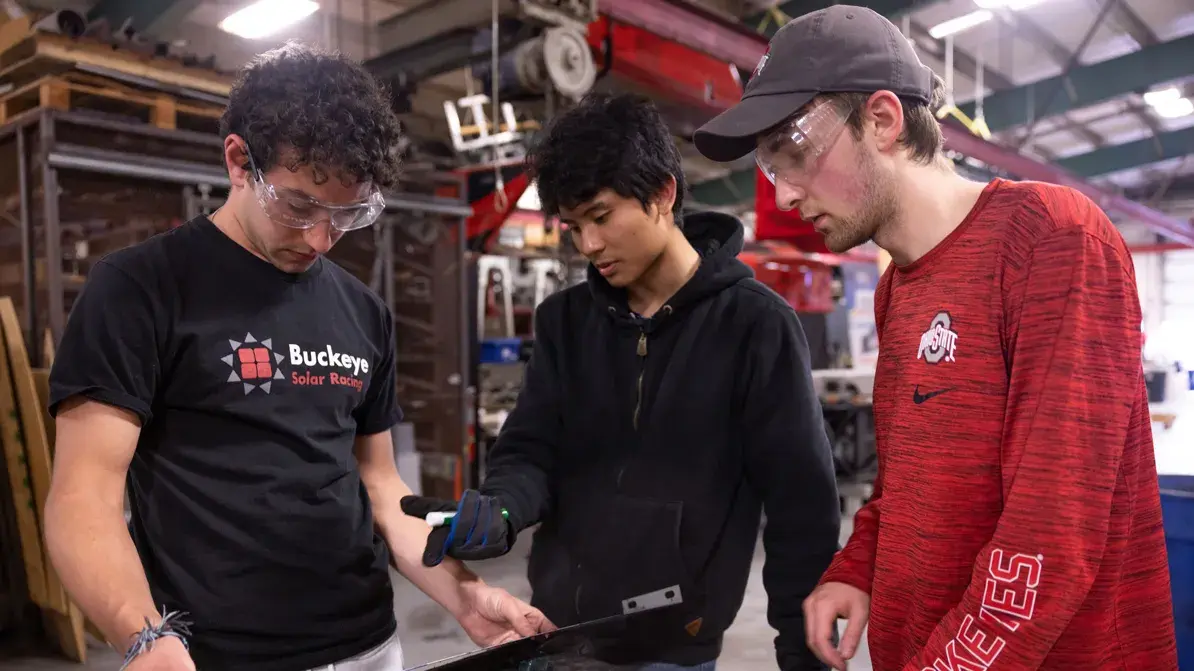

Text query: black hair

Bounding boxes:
[526,92,686,223]
[219,40,403,188]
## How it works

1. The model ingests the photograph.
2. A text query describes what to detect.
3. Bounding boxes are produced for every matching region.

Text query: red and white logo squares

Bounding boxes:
[222,332,285,395]
[238,346,273,380]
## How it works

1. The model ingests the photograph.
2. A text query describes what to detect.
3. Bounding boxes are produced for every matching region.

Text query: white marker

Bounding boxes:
[424,509,509,528]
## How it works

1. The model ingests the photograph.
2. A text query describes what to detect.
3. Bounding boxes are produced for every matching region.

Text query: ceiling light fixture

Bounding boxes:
[1143,87,1182,107]
[219,0,320,40]
[929,10,993,39]
[1152,97,1194,119]
[974,0,1048,10]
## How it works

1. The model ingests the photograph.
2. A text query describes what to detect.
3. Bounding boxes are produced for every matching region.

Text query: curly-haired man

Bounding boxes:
[399,92,841,670]
[42,41,552,671]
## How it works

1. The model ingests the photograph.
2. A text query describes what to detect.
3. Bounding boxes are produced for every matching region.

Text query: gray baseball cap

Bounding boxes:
[693,5,936,162]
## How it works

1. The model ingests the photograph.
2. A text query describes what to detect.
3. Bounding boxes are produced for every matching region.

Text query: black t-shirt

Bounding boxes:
[48,217,402,670]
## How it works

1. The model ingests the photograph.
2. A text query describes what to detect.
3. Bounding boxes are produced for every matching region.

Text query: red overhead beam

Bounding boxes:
[598,0,1194,247]
[600,0,767,72]
[941,124,1194,247]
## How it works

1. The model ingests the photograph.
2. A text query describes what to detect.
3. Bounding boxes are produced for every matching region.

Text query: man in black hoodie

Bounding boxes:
[400,93,840,670]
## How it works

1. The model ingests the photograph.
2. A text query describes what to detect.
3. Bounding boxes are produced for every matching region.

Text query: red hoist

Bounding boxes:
[453,15,871,314]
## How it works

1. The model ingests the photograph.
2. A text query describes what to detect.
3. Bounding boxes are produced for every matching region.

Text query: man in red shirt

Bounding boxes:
[692,5,1179,671]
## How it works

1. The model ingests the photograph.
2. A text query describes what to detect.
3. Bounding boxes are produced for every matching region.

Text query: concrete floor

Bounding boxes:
[6,396,1192,671]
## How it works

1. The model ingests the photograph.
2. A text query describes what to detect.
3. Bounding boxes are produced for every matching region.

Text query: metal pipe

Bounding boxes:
[50,109,225,148]
[40,117,64,349]
[383,193,474,217]
[46,141,473,218]
[47,146,231,187]
[1128,242,1190,253]
[16,127,35,363]
[600,0,1194,246]
[457,194,472,490]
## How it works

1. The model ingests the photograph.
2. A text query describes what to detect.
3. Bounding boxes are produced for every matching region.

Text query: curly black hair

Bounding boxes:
[526,92,686,224]
[219,40,403,188]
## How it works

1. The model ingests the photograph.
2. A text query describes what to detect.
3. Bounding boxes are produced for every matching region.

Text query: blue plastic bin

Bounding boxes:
[1160,475,1194,669]
[479,337,524,364]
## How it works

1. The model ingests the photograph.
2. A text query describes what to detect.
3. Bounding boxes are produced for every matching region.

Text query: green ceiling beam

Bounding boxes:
[692,18,1194,207]
[1055,125,1194,178]
[957,34,1194,134]
[745,0,937,37]
[687,169,756,208]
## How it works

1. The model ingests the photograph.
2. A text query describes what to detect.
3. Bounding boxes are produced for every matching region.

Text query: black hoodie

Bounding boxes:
[481,212,840,670]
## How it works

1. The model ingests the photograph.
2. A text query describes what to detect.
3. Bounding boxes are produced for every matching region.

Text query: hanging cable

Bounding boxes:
[491,0,507,212]
[943,35,955,111]
[972,45,991,139]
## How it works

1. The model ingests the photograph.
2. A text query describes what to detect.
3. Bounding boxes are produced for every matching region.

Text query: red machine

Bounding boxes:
[452,16,864,315]
[584,18,742,127]
[754,169,831,253]
[739,242,837,313]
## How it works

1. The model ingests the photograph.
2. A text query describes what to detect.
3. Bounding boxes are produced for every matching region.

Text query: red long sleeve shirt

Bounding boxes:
[819,178,1178,670]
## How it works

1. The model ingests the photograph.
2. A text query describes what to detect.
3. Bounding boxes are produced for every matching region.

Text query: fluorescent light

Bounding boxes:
[219,0,319,39]
[1153,97,1194,119]
[929,10,993,39]
[1143,87,1182,107]
[974,0,1048,10]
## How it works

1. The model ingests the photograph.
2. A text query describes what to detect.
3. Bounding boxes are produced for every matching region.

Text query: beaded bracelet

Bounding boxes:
[119,608,194,670]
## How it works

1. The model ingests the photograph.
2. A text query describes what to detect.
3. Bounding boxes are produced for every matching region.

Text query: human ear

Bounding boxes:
[223,135,251,189]
[654,175,677,216]
[862,91,905,154]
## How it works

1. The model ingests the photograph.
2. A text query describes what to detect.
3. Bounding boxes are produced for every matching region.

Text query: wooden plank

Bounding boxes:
[0,297,68,615]
[43,328,54,368]
[150,94,176,130]
[0,300,48,609]
[42,607,87,663]
[37,78,69,111]
[0,73,223,129]
[30,34,231,97]
[0,16,32,63]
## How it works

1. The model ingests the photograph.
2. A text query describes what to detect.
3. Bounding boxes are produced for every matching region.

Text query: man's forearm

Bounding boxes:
[378,509,481,617]
[43,492,162,653]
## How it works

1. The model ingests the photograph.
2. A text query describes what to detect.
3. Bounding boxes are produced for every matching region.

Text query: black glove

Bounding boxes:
[400,489,513,567]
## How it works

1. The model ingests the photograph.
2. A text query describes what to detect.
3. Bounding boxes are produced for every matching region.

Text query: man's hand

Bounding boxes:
[400,490,513,567]
[803,581,870,670]
[454,580,557,647]
[123,636,196,670]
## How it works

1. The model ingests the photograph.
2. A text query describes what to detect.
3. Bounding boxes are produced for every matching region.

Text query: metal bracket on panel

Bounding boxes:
[622,585,684,615]
[443,94,525,162]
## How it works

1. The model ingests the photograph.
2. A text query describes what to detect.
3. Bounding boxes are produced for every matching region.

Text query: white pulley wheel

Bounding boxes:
[542,27,597,99]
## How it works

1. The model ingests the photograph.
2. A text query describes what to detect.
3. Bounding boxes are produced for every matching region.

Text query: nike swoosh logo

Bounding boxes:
[913,385,956,404]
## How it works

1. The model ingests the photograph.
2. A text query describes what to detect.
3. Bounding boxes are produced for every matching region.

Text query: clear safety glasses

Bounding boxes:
[243,144,386,232]
[755,98,851,186]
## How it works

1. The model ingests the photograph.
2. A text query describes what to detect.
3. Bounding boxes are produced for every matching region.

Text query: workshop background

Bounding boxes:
[0,0,1191,668]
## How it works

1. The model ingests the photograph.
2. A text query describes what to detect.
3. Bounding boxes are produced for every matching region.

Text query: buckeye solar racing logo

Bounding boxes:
[917,311,959,364]
[222,332,286,394]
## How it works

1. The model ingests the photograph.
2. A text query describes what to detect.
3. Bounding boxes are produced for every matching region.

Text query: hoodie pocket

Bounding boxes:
[574,495,700,621]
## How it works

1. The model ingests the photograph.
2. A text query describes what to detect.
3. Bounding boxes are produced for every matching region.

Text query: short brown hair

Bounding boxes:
[826,74,947,165]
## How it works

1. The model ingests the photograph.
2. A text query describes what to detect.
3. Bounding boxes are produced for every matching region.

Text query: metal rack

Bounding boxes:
[327,171,475,499]
[0,106,478,500]
[0,107,227,366]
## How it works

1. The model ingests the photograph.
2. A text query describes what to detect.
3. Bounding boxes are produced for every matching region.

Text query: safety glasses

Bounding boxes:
[243,144,385,232]
[755,98,851,186]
